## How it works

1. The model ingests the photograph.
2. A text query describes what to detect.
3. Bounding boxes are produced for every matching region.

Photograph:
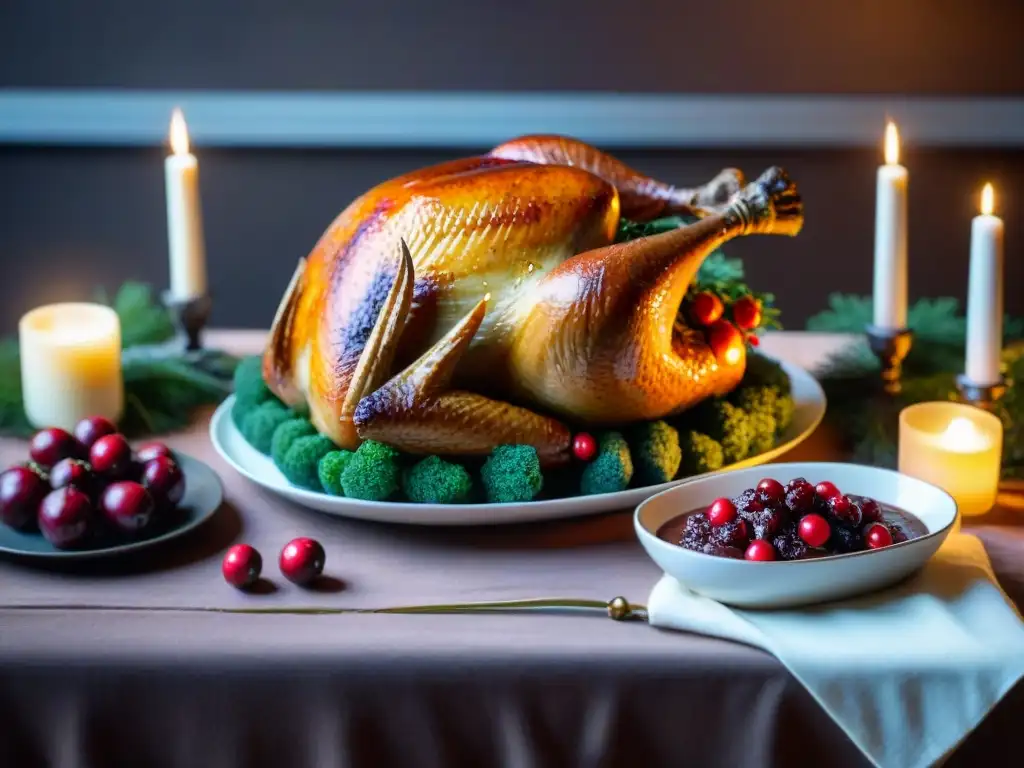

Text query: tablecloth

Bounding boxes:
[1,331,1022,768]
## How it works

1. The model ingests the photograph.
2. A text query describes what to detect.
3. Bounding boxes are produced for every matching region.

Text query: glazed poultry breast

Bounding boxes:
[263,135,804,466]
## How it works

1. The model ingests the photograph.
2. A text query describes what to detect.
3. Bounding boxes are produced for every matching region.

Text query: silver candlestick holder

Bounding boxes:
[163,293,212,352]
[865,325,914,396]
[955,374,1008,412]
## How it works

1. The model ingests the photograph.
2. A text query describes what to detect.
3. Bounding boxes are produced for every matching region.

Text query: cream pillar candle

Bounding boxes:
[872,122,909,330]
[898,402,1002,518]
[166,108,208,300]
[19,303,124,431]
[964,183,1005,386]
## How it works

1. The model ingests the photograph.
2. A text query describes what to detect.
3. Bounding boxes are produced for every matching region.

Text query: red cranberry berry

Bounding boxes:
[141,457,186,509]
[732,295,763,331]
[690,291,724,326]
[829,495,862,527]
[864,523,894,549]
[756,477,786,506]
[785,484,815,514]
[100,481,155,532]
[798,513,831,548]
[0,466,48,530]
[707,320,744,365]
[90,434,133,478]
[38,486,94,548]
[279,537,326,586]
[707,497,737,527]
[744,539,777,562]
[49,458,95,494]
[29,428,82,468]
[136,441,174,465]
[222,544,263,589]
[814,480,841,501]
[73,416,117,449]
[571,433,597,462]
[785,477,813,494]
[858,498,883,524]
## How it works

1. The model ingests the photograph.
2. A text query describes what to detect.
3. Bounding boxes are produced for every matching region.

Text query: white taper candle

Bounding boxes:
[964,183,1005,385]
[872,122,909,330]
[165,109,208,300]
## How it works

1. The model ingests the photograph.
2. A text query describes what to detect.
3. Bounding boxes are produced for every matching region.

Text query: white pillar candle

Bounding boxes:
[872,122,909,330]
[19,303,124,431]
[165,108,208,300]
[964,183,1005,386]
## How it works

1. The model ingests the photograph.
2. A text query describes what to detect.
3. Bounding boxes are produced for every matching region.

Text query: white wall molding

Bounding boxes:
[1,89,1023,148]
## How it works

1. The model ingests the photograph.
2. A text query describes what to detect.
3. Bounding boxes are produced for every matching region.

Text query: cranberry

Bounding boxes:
[707,497,737,526]
[744,540,777,561]
[756,478,786,506]
[222,544,263,589]
[785,477,813,494]
[100,481,155,532]
[571,433,597,462]
[136,441,174,465]
[49,458,94,494]
[732,295,763,330]
[888,524,909,544]
[829,495,862,527]
[90,434,133,477]
[712,519,750,549]
[29,428,82,468]
[798,513,831,548]
[785,484,815,514]
[73,416,118,449]
[279,537,326,585]
[707,320,744,364]
[690,291,725,326]
[814,480,841,501]
[858,498,883,524]
[865,523,894,549]
[38,486,94,548]
[141,457,186,509]
[0,466,47,530]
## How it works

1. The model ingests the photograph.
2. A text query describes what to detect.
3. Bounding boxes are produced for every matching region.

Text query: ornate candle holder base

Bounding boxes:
[163,293,212,352]
[955,374,1008,412]
[865,325,914,395]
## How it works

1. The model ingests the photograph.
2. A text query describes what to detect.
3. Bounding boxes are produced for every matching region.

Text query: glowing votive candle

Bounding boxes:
[19,303,124,431]
[898,402,1002,518]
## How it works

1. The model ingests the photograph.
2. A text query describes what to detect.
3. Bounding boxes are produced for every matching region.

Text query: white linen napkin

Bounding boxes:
[647,534,1024,768]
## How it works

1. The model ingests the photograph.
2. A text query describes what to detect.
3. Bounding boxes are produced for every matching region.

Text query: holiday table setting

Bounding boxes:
[1,116,1024,768]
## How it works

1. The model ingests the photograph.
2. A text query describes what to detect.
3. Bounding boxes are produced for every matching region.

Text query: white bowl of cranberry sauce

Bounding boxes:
[635,462,958,609]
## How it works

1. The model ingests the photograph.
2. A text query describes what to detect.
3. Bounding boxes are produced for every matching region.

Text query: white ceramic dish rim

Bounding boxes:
[634,461,959,567]
[210,359,826,520]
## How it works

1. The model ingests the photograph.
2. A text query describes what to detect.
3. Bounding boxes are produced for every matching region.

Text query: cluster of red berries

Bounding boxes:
[688,291,763,359]
[222,538,326,590]
[0,417,185,550]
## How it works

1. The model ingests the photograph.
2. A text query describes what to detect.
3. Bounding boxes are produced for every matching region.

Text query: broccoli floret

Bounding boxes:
[240,400,293,454]
[271,418,317,469]
[747,409,778,455]
[580,432,634,495]
[678,431,725,476]
[731,386,779,455]
[480,445,543,503]
[694,399,752,464]
[231,397,253,431]
[233,355,273,407]
[317,450,354,496]
[773,394,795,434]
[278,434,336,490]
[742,352,791,397]
[402,456,473,504]
[630,421,682,486]
[341,440,402,501]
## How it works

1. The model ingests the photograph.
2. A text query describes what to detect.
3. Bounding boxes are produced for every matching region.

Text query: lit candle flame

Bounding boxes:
[483,292,491,303]
[884,122,900,165]
[937,416,990,453]
[169,108,190,156]
[980,183,994,216]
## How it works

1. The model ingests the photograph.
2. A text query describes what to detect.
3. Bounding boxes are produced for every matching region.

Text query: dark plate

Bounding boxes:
[0,453,223,560]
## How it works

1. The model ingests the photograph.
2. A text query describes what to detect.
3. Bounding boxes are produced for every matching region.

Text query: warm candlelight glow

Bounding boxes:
[884,122,900,165]
[724,344,742,365]
[169,108,190,156]
[937,416,990,453]
[981,183,994,216]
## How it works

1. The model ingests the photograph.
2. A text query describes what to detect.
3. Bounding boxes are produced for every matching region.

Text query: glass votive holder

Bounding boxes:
[898,401,1002,519]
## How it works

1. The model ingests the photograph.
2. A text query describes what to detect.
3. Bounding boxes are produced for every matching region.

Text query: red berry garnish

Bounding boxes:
[864,523,894,549]
[828,495,862,527]
[0,466,48,530]
[798,513,831,548]
[707,497,737,527]
[29,428,82,468]
[814,481,841,501]
[748,334,760,347]
[49,458,95,495]
[222,544,263,589]
[279,537,326,586]
[756,477,786,505]
[136,441,174,465]
[572,433,597,462]
[859,498,883,524]
[100,481,155,532]
[38,486,94,549]
[690,291,724,326]
[90,434,133,477]
[707,320,745,365]
[73,416,117,450]
[732,295,763,330]
[141,457,186,509]
[744,539,776,561]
